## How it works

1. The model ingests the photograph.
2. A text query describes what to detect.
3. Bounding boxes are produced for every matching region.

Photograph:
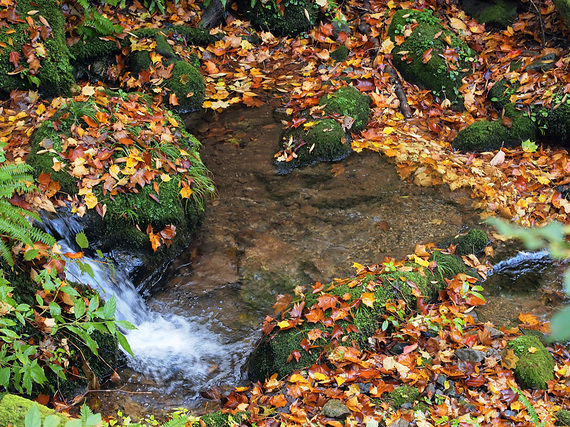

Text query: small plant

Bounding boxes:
[511,387,545,427]
[0,160,55,266]
[25,403,101,427]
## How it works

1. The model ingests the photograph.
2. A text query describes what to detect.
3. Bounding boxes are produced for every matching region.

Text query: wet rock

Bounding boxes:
[526,53,557,72]
[456,348,487,363]
[485,326,505,338]
[322,399,351,418]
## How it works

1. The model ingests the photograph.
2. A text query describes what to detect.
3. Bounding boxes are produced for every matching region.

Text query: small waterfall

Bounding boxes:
[40,211,239,398]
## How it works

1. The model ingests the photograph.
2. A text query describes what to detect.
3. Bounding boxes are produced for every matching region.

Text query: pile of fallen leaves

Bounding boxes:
[220,251,570,427]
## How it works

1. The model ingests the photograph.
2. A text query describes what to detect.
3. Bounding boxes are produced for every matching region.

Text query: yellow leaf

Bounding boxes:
[35,104,45,115]
[180,186,193,199]
[84,191,98,209]
[352,262,364,271]
[335,375,346,386]
[528,347,538,354]
[150,51,162,64]
[240,39,252,50]
[109,164,121,180]
[313,372,328,381]
[412,254,429,267]
[277,320,292,329]
[383,126,395,135]
[380,39,395,54]
[81,85,96,97]
[160,173,172,182]
[361,292,376,308]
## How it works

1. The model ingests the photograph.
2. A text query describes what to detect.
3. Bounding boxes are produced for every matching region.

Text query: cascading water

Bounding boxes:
[40,211,253,402]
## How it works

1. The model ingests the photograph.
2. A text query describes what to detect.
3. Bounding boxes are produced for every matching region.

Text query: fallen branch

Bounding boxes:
[385,63,413,119]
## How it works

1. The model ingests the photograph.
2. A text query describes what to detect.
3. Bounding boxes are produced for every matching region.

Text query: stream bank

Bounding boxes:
[97,103,567,419]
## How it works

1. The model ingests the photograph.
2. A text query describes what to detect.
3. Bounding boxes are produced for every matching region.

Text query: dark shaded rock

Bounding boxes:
[456,348,486,362]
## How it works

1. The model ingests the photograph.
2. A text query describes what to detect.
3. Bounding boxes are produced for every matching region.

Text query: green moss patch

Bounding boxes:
[452,103,538,152]
[236,0,319,36]
[462,0,518,28]
[248,252,472,381]
[389,385,420,408]
[0,0,74,97]
[163,60,205,113]
[508,335,554,389]
[319,86,371,133]
[453,229,488,256]
[0,394,68,427]
[388,9,475,103]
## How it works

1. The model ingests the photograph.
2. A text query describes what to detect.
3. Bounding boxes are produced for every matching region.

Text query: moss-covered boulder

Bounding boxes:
[461,0,518,28]
[162,60,205,113]
[236,0,319,36]
[331,45,349,62]
[508,335,554,389]
[388,9,475,103]
[276,86,370,173]
[319,86,371,133]
[0,394,68,427]
[541,100,570,144]
[248,252,472,381]
[0,0,74,97]
[453,229,488,256]
[452,103,538,152]
[26,91,213,284]
[389,385,420,408]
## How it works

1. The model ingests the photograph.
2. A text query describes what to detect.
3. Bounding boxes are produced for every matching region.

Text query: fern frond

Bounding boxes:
[0,163,34,176]
[0,218,35,247]
[27,226,56,246]
[0,200,38,226]
[0,239,14,266]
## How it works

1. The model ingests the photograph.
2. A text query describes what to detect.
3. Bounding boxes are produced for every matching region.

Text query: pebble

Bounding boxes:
[455,348,486,363]
[322,399,351,419]
[485,326,504,339]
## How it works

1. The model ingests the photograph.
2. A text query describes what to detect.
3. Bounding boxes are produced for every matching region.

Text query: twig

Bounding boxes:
[529,0,546,48]
[385,64,413,119]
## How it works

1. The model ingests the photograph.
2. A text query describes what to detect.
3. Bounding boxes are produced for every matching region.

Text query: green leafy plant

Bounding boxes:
[487,218,570,341]
[76,0,124,39]
[25,403,101,427]
[0,161,55,266]
[511,387,545,427]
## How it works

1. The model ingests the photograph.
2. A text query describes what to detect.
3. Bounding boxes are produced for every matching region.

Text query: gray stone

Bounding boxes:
[387,419,410,427]
[322,399,351,418]
[485,326,504,339]
[455,348,486,363]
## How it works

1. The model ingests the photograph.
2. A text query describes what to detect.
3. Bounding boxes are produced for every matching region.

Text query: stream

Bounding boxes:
[49,104,569,418]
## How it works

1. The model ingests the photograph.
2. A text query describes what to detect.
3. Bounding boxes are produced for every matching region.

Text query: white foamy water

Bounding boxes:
[41,211,227,388]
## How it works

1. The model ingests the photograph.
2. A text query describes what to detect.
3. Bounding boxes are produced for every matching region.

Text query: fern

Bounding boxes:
[77,5,123,39]
[511,387,544,427]
[0,163,55,266]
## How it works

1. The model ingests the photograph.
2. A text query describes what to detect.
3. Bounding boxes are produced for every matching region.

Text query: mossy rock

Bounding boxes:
[0,0,74,97]
[452,103,538,152]
[541,101,570,144]
[508,335,554,389]
[240,268,304,312]
[236,0,319,36]
[488,78,518,108]
[331,46,349,62]
[162,60,205,113]
[248,252,472,381]
[389,385,420,408]
[0,394,68,427]
[461,0,518,28]
[453,229,488,256]
[555,409,570,426]
[319,86,371,133]
[388,9,475,103]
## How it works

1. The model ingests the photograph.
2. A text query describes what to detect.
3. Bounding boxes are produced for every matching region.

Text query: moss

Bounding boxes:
[0,394,68,426]
[133,26,219,47]
[454,229,488,256]
[236,0,319,36]
[0,0,74,97]
[331,46,349,62]
[555,409,570,426]
[452,103,538,152]
[508,335,554,389]
[248,251,470,381]
[240,268,302,312]
[542,101,570,144]
[69,38,121,64]
[463,0,518,28]
[388,9,474,103]
[389,385,420,408]
[163,60,205,113]
[129,50,153,75]
[198,411,249,427]
[319,86,371,133]
[488,79,518,108]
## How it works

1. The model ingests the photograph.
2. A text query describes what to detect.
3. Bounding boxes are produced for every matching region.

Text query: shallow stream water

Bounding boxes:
[92,104,567,418]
